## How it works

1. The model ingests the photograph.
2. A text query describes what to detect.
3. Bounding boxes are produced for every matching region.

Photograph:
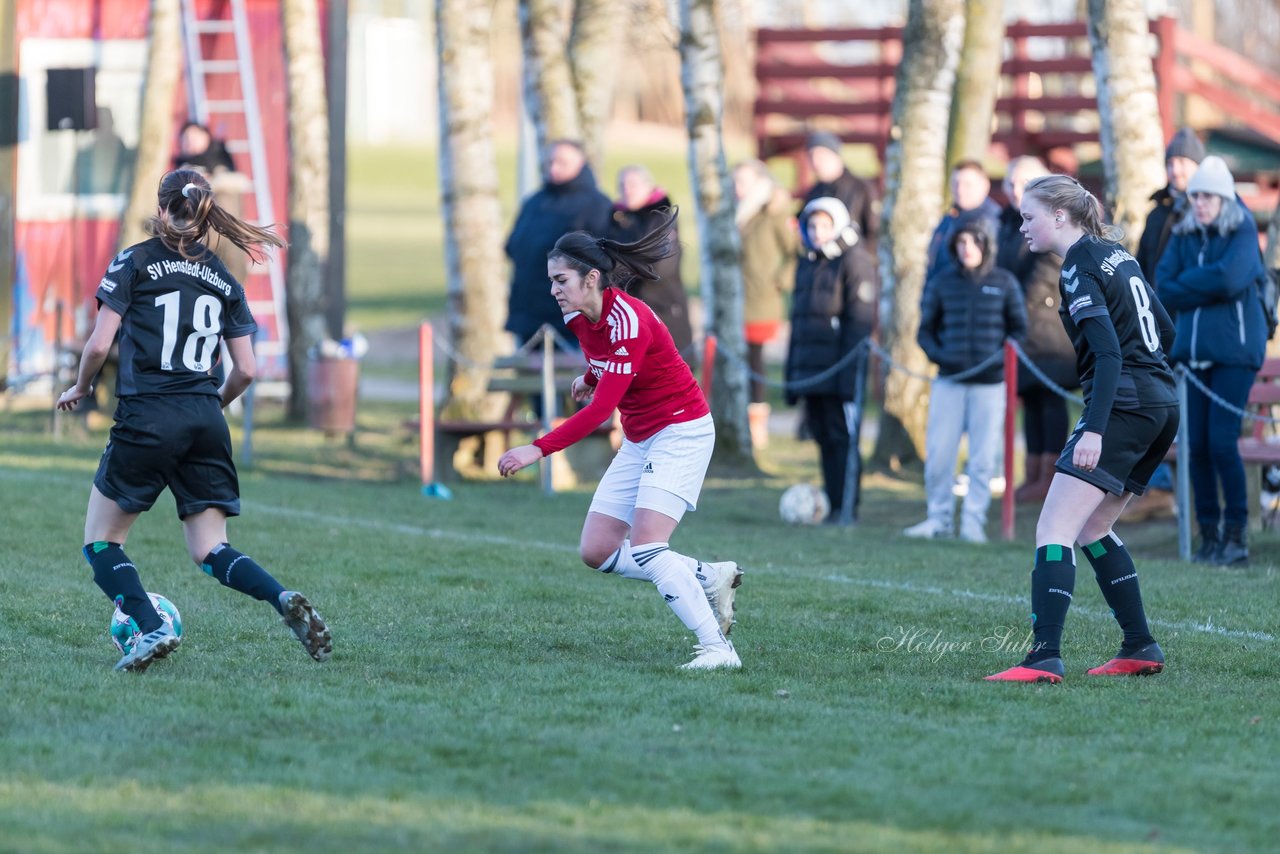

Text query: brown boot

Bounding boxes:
[1014,453,1042,502]
[748,402,771,449]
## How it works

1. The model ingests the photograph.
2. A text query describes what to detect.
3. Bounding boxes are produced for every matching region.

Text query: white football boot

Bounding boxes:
[114,624,181,673]
[697,561,743,635]
[279,591,333,662]
[680,640,741,670]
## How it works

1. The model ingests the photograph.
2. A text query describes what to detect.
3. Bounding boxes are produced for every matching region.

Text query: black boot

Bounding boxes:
[1192,524,1221,563]
[1216,524,1249,566]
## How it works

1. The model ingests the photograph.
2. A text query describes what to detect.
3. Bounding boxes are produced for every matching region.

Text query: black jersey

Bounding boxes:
[1059,236,1177,412]
[95,237,257,397]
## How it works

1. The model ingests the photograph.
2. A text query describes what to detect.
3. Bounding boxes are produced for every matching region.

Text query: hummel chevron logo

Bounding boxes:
[107,250,133,273]
[614,346,629,356]
[1064,278,1080,294]
[1062,265,1077,279]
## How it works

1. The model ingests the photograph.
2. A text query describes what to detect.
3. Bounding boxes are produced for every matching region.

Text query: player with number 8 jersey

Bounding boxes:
[56,169,332,673]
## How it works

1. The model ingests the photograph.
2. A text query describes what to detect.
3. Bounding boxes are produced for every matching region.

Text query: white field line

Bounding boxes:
[3,468,1270,643]
[249,502,1276,644]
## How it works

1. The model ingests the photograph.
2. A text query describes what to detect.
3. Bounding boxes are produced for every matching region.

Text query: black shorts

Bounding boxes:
[94,393,241,518]
[1056,405,1179,496]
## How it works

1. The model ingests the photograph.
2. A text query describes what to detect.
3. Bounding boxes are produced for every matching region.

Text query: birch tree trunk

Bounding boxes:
[679,0,754,469]
[437,0,506,421]
[568,0,619,170]
[282,0,331,420]
[119,0,182,249]
[518,0,582,158]
[1087,0,1166,253]
[872,0,965,467]
[945,0,1004,169]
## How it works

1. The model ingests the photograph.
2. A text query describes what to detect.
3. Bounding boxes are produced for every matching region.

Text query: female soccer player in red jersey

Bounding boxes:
[498,210,743,670]
[986,176,1177,683]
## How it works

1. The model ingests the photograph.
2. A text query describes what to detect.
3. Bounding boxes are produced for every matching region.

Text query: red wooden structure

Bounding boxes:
[755,15,1280,205]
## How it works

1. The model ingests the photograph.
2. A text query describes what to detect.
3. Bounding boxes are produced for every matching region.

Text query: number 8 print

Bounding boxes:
[1128,276,1161,353]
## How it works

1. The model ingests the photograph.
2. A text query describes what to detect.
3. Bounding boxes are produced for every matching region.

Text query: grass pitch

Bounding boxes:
[0,405,1276,853]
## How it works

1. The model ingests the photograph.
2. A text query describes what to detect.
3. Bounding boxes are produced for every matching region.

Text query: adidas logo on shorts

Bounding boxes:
[643,462,654,474]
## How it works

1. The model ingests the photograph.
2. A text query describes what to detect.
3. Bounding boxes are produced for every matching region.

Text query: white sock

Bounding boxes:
[632,542,725,648]
[599,539,649,581]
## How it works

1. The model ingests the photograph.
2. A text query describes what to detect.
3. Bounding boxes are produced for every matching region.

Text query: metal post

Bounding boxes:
[241,339,255,468]
[418,322,450,499]
[1176,368,1192,560]
[840,346,868,525]
[1002,340,1016,541]
[540,327,556,496]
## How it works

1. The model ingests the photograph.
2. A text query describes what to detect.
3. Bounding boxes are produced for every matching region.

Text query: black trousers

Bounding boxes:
[803,394,860,516]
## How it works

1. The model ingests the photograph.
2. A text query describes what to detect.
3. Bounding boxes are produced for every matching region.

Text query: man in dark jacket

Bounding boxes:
[786,196,878,523]
[609,165,694,361]
[800,131,879,254]
[505,140,613,347]
[906,211,1027,543]
[925,160,1002,281]
[1123,128,1204,521]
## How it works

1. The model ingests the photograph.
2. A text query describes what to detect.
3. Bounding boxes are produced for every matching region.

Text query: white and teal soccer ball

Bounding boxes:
[779,483,830,526]
[109,593,182,654]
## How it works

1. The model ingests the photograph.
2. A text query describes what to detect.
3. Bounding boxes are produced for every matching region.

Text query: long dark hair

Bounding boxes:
[145,169,286,262]
[548,207,678,289]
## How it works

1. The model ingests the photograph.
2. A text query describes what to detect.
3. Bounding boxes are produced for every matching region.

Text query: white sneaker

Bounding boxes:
[680,641,741,670]
[114,624,180,673]
[698,561,743,635]
[959,520,988,544]
[903,518,952,539]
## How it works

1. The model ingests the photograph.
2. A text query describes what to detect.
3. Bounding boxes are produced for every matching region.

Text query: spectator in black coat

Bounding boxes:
[173,121,236,175]
[996,155,1079,503]
[800,131,879,254]
[786,197,878,522]
[609,165,694,362]
[906,211,1027,543]
[1136,127,1206,286]
[505,140,613,347]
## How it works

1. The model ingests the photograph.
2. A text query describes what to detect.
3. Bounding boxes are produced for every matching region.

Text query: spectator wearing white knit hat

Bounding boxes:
[1156,155,1269,566]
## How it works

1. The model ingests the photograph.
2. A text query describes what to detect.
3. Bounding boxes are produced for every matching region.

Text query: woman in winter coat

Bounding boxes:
[785,197,877,522]
[610,165,694,361]
[996,156,1079,503]
[734,159,799,447]
[1156,156,1269,565]
[906,211,1028,543]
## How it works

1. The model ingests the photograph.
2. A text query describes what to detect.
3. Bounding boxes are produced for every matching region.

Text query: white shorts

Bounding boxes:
[588,413,715,525]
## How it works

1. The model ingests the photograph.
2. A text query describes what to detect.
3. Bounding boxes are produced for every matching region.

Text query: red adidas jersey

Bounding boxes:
[532,288,709,456]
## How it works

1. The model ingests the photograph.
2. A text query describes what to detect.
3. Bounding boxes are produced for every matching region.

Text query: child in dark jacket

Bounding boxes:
[786,197,878,522]
[905,211,1028,542]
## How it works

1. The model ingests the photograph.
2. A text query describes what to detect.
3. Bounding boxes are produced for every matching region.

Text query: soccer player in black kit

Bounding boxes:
[57,169,332,672]
[986,175,1177,684]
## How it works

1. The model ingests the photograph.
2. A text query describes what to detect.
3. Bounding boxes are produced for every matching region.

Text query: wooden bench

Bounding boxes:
[433,416,617,487]
[1167,358,1280,529]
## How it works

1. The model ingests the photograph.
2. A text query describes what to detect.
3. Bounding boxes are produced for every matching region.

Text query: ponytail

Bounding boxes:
[145,169,286,263]
[1023,175,1124,243]
[549,207,679,289]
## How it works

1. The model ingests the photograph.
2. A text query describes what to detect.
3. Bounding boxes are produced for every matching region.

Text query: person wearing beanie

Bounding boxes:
[905,211,1027,543]
[801,131,879,253]
[1124,127,1208,524]
[1156,155,1268,566]
[785,197,878,523]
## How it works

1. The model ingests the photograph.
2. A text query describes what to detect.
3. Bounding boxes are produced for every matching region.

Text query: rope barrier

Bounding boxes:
[1178,364,1280,424]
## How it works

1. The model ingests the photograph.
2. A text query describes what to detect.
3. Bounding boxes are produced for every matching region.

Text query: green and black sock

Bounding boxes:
[1082,533,1156,651]
[84,542,163,633]
[202,544,287,613]
[1027,544,1076,663]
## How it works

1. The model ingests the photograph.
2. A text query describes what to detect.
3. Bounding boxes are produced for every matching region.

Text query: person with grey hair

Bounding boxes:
[1156,156,1269,566]
[610,164,694,361]
[996,156,1079,503]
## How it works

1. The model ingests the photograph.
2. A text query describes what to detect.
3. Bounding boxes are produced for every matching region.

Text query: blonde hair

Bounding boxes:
[145,169,286,263]
[1022,175,1124,243]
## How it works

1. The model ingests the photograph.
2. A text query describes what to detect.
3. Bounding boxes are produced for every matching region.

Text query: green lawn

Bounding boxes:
[1,406,1276,853]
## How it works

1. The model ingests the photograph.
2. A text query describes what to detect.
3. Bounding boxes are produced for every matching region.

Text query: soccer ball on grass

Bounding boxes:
[779,483,830,525]
[109,593,183,654]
